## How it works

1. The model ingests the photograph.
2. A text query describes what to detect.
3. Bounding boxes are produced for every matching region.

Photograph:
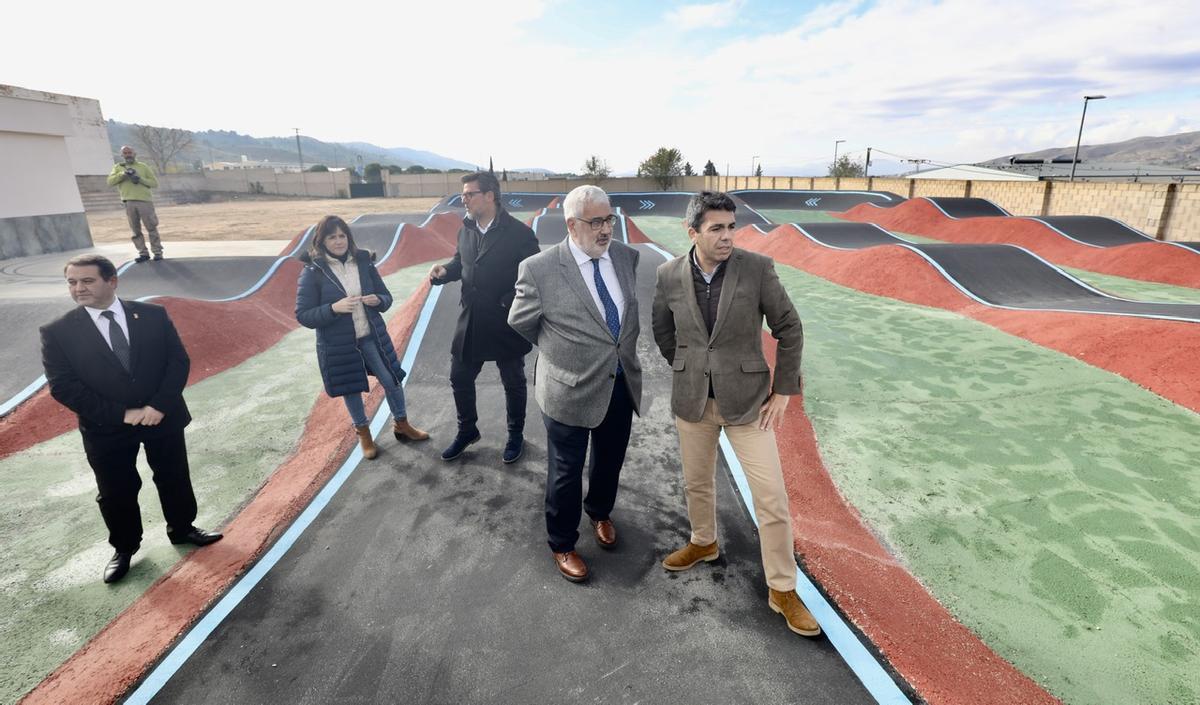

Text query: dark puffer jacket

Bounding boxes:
[295,249,406,397]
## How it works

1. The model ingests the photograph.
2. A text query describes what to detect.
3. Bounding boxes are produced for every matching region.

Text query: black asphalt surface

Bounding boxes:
[924,197,1009,218]
[436,193,561,211]
[145,223,877,705]
[1027,216,1153,247]
[789,222,1200,322]
[731,190,906,212]
[117,257,283,301]
[1174,241,1200,252]
[608,192,696,217]
[0,298,73,404]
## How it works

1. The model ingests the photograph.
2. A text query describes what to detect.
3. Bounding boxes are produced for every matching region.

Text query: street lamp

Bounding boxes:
[833,140,846,173]
[1070,95,1106,182]
[751,155,761,177]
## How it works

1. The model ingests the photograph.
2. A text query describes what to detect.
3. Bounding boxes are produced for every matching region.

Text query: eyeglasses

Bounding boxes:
[461,191,483,201]
[575,215,618,231]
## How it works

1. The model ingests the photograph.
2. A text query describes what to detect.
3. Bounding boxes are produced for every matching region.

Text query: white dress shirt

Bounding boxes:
[566,237,624,325]
[85,298,130,350]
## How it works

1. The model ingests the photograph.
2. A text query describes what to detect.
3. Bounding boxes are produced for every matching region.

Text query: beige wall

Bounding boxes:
[156,168,352,199]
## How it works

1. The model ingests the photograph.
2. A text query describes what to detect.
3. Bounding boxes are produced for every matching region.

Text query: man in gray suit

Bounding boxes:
[651,191,820,637]
[508,185,642,583]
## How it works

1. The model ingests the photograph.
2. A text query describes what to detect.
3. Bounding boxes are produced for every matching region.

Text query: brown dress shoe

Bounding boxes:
[355,425,378,459]
[553,550,589,582]
[768,588,822,637]
[591,519,617,548]
[393,418,430,442]
[661,541,720,571]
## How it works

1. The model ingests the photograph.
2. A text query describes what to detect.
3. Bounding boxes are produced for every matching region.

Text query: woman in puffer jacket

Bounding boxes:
[295,215,429,458]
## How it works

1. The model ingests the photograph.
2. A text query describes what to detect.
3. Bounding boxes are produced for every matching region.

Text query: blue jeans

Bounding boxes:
[342,336,407,427]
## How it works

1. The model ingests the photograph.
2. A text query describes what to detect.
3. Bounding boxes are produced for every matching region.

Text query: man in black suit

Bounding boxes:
[430,172,540,464]
[40,254,222,584]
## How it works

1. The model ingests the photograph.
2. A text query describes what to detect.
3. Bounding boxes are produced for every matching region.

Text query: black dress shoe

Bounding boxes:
[168,527,224,546]
[440,430,481,461]
[134,253,150,263]
[103,551,133,584]
[502,434,524,464]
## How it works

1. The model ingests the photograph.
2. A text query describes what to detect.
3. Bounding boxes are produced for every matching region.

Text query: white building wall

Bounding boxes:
[0,96,85,218]
[0,84,113,175]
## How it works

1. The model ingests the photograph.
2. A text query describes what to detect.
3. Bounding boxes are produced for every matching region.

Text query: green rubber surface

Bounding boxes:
[0,264,429,704]
[633,215,1200,705]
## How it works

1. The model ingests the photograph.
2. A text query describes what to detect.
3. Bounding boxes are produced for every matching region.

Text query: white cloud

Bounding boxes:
[664,0,746,31]
[4,0,1199,173]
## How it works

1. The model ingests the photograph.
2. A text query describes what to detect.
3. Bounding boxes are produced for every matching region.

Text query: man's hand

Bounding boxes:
[757,393,790,431]
[139,406,165,426]
[429,264,447,280]
[123,408,146,425]
[360,294,381,307]
[331,296,361,314]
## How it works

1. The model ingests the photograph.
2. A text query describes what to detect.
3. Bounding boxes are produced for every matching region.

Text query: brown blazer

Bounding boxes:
[651,247,803,425]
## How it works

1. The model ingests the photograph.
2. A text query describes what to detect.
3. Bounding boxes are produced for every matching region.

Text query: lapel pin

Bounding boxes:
[133,313,139,319]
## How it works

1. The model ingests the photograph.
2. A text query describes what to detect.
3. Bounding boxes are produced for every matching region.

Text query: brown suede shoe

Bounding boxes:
[591,519,617,548]
[661,541,720,571]
[768,588,822,637]
[355,425,378,459]
[393,418,430,442]
[553,550,589,582]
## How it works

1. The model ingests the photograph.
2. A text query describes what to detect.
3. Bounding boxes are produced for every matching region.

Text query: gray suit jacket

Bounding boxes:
[508,239,642,428]
[651,247,803,425]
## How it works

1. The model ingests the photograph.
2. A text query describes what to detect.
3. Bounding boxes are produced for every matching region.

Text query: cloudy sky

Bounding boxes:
[6,0,1199,174]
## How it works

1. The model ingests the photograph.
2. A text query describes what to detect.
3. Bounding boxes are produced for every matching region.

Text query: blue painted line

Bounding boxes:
[124,284,444,703]
[0,374,47,417]
[716,433,911,705]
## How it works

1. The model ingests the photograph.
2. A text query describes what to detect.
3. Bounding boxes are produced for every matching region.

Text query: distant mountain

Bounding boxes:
[106,121,479,171]
[985,130,1200,169]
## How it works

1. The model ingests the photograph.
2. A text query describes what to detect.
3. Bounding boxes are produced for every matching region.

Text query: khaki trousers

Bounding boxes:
[675,398,797,591]
[125,200,162,256]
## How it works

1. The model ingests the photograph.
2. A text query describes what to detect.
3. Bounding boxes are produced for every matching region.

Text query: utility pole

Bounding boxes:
[904,158,930,173]
[864,147,872,178]
[1070,95,1106,182]
[294,128,307,196]
[833,139,846,173]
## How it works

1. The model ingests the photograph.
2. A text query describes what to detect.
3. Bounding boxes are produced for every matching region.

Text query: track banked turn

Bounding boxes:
[787,222,1200,323]
[138,217,877,704]
[732,189,906,212]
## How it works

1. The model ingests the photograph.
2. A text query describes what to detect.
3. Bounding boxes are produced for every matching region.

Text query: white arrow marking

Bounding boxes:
[805,197,822,207]
[639,200,655,210]
[509,198,523,207]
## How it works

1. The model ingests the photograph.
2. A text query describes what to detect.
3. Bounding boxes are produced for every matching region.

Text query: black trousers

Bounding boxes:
[543,377,634,553]
[82,427,198,553]
[450,354,527,437]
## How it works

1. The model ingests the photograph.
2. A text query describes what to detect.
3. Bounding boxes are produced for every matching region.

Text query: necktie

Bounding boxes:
[101,310,131,372]
[591,259,623,375]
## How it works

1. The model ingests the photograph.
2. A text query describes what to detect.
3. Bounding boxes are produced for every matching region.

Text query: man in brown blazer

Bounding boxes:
[651,191,820,637]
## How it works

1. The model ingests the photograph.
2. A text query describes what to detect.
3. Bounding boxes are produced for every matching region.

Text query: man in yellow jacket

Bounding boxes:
[107,145,162,263]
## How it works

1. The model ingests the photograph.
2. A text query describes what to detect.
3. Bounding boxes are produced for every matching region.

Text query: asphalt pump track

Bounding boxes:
[123,215,883,704]
[782,222,1200,323]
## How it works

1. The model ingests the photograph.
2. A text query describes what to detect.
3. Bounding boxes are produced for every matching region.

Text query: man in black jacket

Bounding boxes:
[40,254,223,584]
[430,172,540,463]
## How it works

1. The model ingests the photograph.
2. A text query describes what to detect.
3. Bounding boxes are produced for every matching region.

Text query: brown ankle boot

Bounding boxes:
[393,418,429,442]
[768,588,822,637]
[355,425,378,459]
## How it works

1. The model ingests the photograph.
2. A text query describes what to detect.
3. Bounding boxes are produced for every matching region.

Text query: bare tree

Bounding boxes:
[133,124,194,173]
[582,155,611,181]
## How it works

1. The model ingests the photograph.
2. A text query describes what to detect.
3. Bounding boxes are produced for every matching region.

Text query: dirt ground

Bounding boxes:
[86,197,442,242]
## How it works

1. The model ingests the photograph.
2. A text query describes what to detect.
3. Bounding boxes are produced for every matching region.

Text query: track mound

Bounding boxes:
[840,198,1200,288]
